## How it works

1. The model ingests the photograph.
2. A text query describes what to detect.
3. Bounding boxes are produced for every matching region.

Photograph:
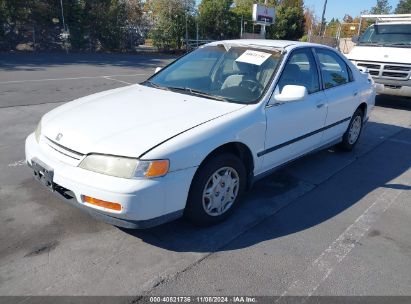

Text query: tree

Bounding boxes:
[0,0,146,51]
[325,17,340,37]
[303,7,319,36]
[267,0,305,40]
[395,0,411,13]
[370,0,392,14]
[147,0,194,50]
[65,0,87,50]
[198,0,238,40]
[0,0,64,50]
[71,0,145,51]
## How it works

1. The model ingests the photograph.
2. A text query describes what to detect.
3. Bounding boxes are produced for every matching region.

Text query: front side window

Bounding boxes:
[143,45,282,104]
[277,48,320,94]
[316,49,350,89]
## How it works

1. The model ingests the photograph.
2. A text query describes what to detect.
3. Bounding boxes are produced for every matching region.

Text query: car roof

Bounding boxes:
[205,39,325,51]
[373,21,411,25]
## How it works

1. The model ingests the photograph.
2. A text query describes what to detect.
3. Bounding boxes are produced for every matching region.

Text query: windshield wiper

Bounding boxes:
[142,82,231,102]
[166,86,229,102]
[358,42,383,46]
[382,43,411,47]
[141,80,167,89]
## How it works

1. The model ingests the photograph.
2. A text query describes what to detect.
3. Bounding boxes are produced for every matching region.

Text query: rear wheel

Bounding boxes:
[185,153,246,226]
[339,108,364,151]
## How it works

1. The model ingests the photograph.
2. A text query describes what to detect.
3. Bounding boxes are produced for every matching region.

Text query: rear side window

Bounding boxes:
[316,49,351,89]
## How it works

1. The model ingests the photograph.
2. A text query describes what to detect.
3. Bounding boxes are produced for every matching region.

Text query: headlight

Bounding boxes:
[79,154,169,179]
[35,120,42,143]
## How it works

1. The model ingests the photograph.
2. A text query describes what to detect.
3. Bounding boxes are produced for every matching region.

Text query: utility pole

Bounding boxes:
[260,0,268,39]
[60,0,66,31]
[358,16,363,36]
[309,16,314,42]
[196,17,199,47]
[240,15,243,38]
[185,11,188,50]
[319,0,328,37]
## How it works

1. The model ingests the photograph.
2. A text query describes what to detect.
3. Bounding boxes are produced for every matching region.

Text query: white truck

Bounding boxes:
[346,14,411,98]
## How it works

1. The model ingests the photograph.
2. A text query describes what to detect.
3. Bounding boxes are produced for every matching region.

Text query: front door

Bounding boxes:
[261,48,328,172]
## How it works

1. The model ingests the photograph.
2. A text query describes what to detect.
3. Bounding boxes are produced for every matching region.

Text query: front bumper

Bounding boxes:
[373,78,411,98]
[25,133,197,228]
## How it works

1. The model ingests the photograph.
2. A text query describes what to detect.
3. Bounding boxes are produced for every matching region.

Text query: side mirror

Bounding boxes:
[155,67,162,74]
[274,85,308,103]
[351,35,359,43]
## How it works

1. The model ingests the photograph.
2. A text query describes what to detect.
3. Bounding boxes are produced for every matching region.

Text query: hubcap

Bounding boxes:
[348,115,362,145]
[202,167,240,216]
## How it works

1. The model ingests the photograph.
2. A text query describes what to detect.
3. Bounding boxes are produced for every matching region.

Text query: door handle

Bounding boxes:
[316,103,325,108]
[353,91,358,96]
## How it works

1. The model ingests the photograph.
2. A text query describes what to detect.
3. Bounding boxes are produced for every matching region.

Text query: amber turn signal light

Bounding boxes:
[83,195,122,211]
[145,160,169,177]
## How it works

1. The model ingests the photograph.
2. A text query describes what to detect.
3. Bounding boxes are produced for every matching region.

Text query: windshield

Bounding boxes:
[358,24,411,47]
[143,45,282,104]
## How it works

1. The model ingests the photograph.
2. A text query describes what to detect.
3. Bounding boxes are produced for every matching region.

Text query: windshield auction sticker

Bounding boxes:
[235,50,271,65]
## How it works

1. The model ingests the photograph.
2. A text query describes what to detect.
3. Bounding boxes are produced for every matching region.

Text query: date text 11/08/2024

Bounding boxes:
[149,296,257,303]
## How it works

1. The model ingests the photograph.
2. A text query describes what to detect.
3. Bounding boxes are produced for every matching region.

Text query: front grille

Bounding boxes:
[385,65,411,72]
[385,85,402,89]
[45,137,84,160]
[382,71,409,78]
[41,137,85,166]
[357,63,381,70]
[356,61,411,80]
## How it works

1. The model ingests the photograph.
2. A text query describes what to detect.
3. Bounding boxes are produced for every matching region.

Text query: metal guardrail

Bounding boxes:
[185,39,215,49]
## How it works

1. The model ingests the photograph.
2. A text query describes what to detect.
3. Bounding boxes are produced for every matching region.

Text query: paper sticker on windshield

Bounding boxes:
[235,50,271,65]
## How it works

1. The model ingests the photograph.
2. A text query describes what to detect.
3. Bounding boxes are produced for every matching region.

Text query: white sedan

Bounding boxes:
[25,40,375,228]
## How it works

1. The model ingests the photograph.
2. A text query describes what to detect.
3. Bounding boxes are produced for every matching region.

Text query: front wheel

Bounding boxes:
[185,153,246,226]
[338,108,364,151]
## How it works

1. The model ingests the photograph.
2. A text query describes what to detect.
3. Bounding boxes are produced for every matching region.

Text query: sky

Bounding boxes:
[304,0,400,21]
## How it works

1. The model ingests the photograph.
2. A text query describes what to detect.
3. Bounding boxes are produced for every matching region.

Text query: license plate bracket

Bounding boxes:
[32,158,55,191]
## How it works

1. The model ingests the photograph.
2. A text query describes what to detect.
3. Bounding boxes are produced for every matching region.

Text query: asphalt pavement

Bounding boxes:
[0,53,410,301]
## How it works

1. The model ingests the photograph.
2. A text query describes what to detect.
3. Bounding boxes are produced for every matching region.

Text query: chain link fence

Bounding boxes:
[306,22,362,54]
[1,23,146,52]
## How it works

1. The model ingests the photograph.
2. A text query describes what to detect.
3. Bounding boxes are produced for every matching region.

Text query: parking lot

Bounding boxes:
[0,53,410,300]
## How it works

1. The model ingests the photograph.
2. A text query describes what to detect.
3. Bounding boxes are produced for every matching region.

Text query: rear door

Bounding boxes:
[314,48,359,144]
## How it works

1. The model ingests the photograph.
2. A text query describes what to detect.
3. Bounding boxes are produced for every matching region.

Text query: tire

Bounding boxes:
[184,153,247,226]
[338,108,364,151]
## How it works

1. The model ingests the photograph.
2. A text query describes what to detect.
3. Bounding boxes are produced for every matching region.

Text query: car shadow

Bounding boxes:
[120,122,411,253]
[0,53,177,72]
[376,95,411,111]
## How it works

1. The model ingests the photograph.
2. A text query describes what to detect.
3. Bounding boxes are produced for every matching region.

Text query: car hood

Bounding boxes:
[42,84,245,157]
[346,46,411,64]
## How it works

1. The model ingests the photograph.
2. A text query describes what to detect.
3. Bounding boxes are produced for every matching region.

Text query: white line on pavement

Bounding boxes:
[0,73,148,85]
[276,187,403,302]
[8,159,26,167]
[103,76,132,85]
